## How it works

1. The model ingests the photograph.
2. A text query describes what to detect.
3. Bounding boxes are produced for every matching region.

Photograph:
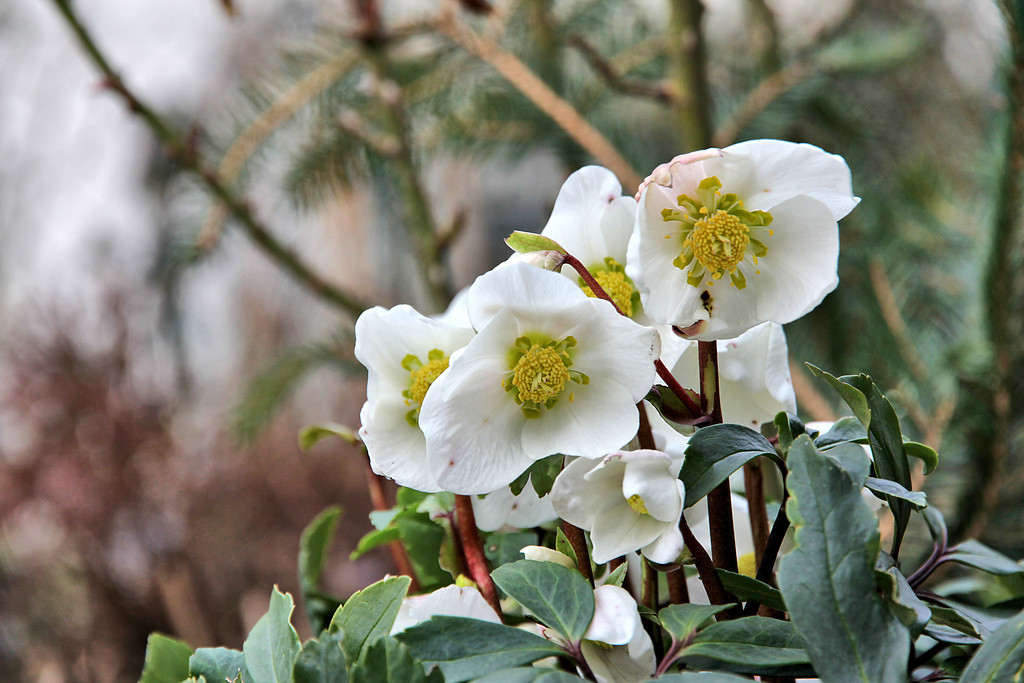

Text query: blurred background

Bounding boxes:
[0,0,1021,680]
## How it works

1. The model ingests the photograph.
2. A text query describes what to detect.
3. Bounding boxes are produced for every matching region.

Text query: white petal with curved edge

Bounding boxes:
[521,377,638,459]
[619,452,684,523]
[589,505,672,564]
[709,139,859,220]
[640,521,685,564]
[359,397,441,493]
[472,483,558,532]
[586,585,641,646]
[390,585,500,635]
[550,456,625,530]
[467,262,592,331]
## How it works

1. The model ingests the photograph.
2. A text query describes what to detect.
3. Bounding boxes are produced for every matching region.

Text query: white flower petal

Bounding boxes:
[585,585,641,646]
[467,262,592,331]
[640,523,685,564]
[472,483,558,532]
[620,452,684,522]
[550,456,626,530]
[521,378,638,459]
[521,546,577,568]
[711,139,860,220]
[390,585,500,635]
[541,166,636,268]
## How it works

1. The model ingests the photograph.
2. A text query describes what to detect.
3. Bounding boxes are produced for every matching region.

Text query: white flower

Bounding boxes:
[521,545,577,568]
[667,321,797,431]
[471,484,558,532]
[581,585,656,683]
[354,305,474,492]
[537,166,641,318]
[550,449,685,564]
[419,263,660,494]
[389,584,501,635]
[627,139,859,341]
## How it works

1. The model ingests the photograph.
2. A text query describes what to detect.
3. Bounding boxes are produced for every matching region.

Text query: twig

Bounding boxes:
[743,492,789,616]
[197,49,362,250]
[49,0,370,318]
[868,259,930,383]
[679,516,738,616]
[711,61,813,148]
[562,521,594,586]
[667,0,713,149]
[364,459,419,592]
[433,12,642,189]
[699,341,739,576]
[567,33,669,102]
[788,359,836,422]
[743,460,770,570]
[454,494,503,618]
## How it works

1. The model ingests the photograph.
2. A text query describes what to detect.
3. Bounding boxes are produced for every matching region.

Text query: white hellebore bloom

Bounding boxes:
[627,139,859,341]
[389,584,501,635]
[550,449,685,564]
[354,305,474,492]
[471,483,558,533]
[419,263,659,494]
[538,165,640,318]
[668,321,797,431]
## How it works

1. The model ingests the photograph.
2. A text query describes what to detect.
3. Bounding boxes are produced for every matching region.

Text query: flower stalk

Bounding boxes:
[699,341,739,575]
[454,494,503,619]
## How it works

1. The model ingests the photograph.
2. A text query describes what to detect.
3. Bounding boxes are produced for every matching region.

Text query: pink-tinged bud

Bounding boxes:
[634,148,723,200]
[510,250,567,271]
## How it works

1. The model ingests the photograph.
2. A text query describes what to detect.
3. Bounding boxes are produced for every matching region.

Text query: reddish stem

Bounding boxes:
[699,340,738,576]
[454,494,503,619]
[562,254,704,418]
[363,459,419,592]
[562,521,595,586]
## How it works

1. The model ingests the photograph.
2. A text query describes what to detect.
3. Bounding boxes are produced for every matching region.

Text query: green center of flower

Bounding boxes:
[503,335,589,418]
[580,258,639,317]
[401,349,449,425]
[661,176,774,290]
[627,494,649,515]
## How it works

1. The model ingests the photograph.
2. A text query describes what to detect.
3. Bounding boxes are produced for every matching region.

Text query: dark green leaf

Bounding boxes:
[656,674,755,682]
[807,367,913,558]
[864,477,927,509]
[349,636,441,683]
[350,527,401,560]
[293,632,348,683]
[716,570,786,613]
[505,231,567,255]
[929,605,984,640]
[923,506,947,543]
[658,603,733,642]
[139,633,193,683]
[190,648,247,683]
[945,540,1024,576]
[491,561,595,642]
[397,515,450,592]
[485,531,539,570]
[243,587,302,683]
[299,423,359,450]
[778,436,910,682]
[875,553,930,637]
[960,607,1024,681]
[300,507,343,633]
[554,528,578,570]
[904,440,938,475]
[773,412,806,454]
[397,616,565,682]
[510,456,563,498]
[678,616,813,677]
[819,442,872,487]
[330,576,412,662]
[924,623,984,645]
[646,385,702,425]
[603,562,628,588]
[471,668,586,682]
[680,424,780,507]
[813,417,868,448]
[806,365,869,424]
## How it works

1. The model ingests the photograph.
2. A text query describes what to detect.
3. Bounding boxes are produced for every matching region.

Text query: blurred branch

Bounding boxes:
[433,12,642,190]
[789,359,836,422]
[964,0,1024,540]
[567,33,670,102]
[667,0,712,149]
[198,49,362,251]
[745,0,781,73]
[868,259,929,383]
[711,60,813,148]
[49,0,370,318]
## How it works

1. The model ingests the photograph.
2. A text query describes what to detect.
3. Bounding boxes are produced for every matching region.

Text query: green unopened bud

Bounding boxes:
[505,231,567,256]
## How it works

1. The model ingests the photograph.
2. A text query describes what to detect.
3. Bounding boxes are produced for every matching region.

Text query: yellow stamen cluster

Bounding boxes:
[503,335,589,418]
[583,270,635,317]
[661,176,773,290]
[738,551,758,578]
[511,345,570,404]
[407,357,449,406]
[627,494,649,515]
[401,349,449,425]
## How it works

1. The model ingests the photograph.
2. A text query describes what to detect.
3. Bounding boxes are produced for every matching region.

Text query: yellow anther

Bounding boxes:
[511,345,570,404]
[627,494,649,515]
[408,357,449,406]
[582,269,635,317]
